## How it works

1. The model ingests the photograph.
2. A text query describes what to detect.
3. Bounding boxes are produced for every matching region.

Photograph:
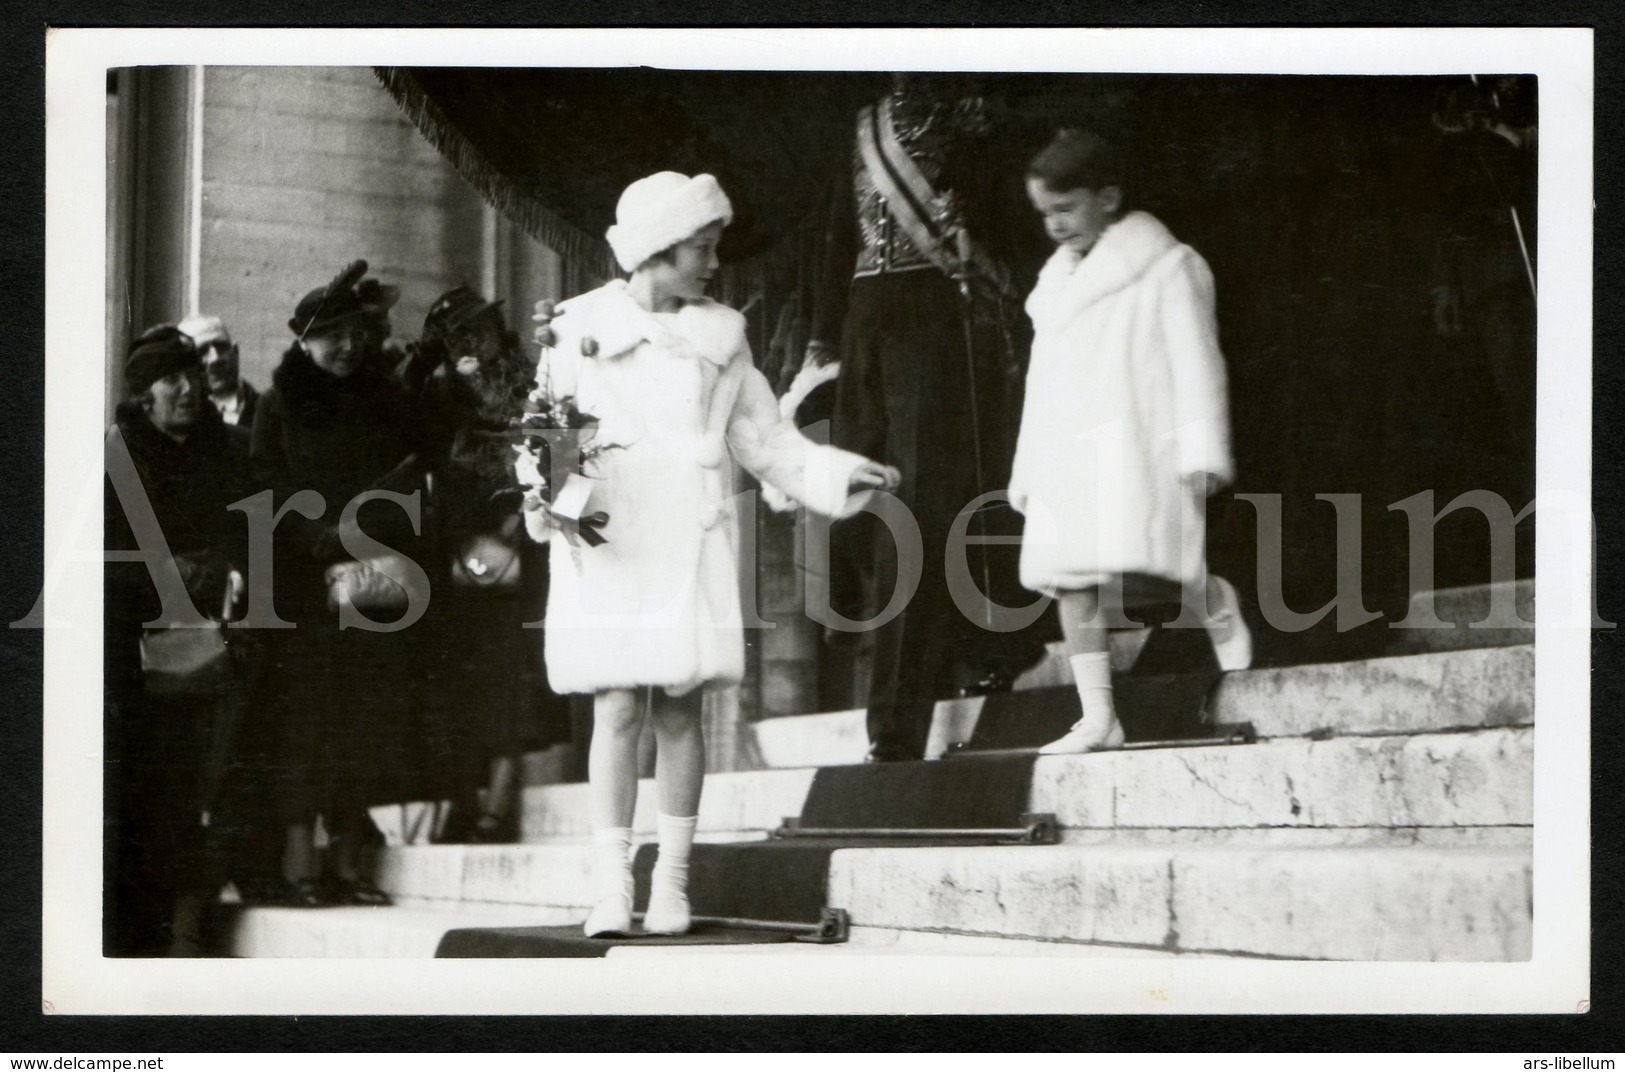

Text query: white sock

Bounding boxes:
[592,827,633,904]
[1068,651,1115,731]
[651,812,698,902]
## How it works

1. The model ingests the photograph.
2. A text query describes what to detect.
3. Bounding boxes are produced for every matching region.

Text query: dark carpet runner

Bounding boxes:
[434,637,1228,956]
[436,920,796,957]
[967,620,1224,751]
[966,675,1219,751]
[434,753,1041,956]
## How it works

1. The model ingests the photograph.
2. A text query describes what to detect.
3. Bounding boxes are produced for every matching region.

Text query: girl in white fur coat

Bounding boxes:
[523,173,898,937]
[1012,130,1252,755]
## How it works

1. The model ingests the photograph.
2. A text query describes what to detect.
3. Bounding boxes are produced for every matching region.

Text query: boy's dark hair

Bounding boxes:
[1027,128,1128,195]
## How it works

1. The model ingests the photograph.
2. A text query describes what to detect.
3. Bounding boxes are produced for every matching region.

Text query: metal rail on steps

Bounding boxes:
[632,907,850,943]
[941,721,1258,758]
[772,812,1061,846]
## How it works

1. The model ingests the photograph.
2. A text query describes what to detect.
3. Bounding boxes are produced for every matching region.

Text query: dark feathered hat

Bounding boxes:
[424,285,504,339]
[289,259,372,338]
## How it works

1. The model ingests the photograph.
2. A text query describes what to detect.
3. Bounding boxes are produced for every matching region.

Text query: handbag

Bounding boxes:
[325,552,414,612]
[139,582,237,697]
[449,531,522,590]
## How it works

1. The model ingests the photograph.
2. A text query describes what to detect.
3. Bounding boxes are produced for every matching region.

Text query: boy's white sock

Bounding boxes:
[1068,651,1116,732]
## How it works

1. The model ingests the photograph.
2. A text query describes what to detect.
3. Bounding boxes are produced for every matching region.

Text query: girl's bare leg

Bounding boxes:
[650,688,705,818]
[584,688,642,936]
[644,688,705,934]
[588,688,643,830]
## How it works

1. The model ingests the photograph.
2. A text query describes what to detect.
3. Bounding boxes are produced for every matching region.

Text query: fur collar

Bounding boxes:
[1026,210,1183,330]
[114,397,230,461]
[270,343,403,424]
[556,280,745,368]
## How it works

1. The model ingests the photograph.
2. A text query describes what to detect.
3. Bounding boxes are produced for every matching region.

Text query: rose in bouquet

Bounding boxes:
[514,364,620,548]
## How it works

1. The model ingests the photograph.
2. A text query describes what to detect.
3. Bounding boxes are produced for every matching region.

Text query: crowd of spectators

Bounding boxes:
[104,263,563,956]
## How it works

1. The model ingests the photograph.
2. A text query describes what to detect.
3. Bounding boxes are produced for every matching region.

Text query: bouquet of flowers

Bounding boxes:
[513,360,620,548]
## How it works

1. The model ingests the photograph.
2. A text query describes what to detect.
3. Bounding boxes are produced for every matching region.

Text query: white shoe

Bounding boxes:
[1205,576,1254,672]
[1037,718,1126,755]
[583,893,633,938]
[642,888,692,935]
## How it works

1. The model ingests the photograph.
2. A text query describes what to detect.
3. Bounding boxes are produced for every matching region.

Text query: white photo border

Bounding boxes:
[42,25,1592,1015]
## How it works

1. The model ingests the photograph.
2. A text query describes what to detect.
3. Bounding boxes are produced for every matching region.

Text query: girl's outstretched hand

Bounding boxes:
[848,461,901,495]
[532,299,558,349]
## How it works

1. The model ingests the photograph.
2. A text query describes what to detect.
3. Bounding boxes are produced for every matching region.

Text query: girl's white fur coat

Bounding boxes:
[528,281,871,695]
[1010,211,1234,592]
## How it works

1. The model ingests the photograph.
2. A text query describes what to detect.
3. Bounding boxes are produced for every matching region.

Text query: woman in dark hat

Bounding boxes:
[416,286,564,842]
[249,261,426,905]
[105,324,255,953]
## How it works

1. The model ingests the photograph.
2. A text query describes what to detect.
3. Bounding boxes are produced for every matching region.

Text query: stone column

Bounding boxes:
[106,65,198,421]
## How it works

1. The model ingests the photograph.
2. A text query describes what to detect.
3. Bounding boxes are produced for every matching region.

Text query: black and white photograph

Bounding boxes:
[37,26,1591,1015]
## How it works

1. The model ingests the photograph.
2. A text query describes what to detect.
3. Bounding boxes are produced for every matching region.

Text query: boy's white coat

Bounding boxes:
[1010,210,1235,592]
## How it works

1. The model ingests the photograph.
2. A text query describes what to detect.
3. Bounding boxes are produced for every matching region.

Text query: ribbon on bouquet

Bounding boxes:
[553,509,609,547]
[548,472,609,547]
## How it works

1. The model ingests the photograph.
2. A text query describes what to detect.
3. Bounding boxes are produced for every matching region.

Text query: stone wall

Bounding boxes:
[197,66,489,386]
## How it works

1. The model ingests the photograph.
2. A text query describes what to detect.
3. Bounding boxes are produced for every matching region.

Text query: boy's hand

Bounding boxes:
[1184,471,1223,499]
[803,340,839,368]
[849,462,901,495]
[532,299,558,349]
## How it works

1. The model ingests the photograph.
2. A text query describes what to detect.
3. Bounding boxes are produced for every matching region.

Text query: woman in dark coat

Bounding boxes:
[416,287,560,842]
[250,262,426,905]
[105,325,255,953]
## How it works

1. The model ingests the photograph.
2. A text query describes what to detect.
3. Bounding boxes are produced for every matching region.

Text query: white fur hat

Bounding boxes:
[605,171,733,273]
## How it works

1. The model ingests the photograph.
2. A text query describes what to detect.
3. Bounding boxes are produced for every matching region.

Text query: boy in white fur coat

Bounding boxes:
[1011,130,1252,755]
[523,172,898,936]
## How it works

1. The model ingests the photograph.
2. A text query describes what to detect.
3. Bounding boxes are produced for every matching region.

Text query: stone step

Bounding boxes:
[374,824,1533,913]
[373,842,596,910]
[1013,582,1536,684]
[522,727,1530,843]
[521,767,817,841]
[372,822,1533,920]
[222,902,570,959]
[748,695,980,767]
[1388,579,1535,656]
[232,841,1531,962]
[221,902,1185,959]
[1034,726,1532,832]
[750,643,1533,768]
[828,843,1532,961]
[1207,643,1531,738]
[607,926,1184,957]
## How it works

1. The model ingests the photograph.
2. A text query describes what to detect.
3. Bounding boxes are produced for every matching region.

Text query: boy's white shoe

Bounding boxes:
[1205,576,1254,672]
[583,893,634,938]
[642,888,692,936]
[1037,718,1126,755]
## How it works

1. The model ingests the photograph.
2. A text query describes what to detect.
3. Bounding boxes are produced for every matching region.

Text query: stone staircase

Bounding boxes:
[222,579,1534,961]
